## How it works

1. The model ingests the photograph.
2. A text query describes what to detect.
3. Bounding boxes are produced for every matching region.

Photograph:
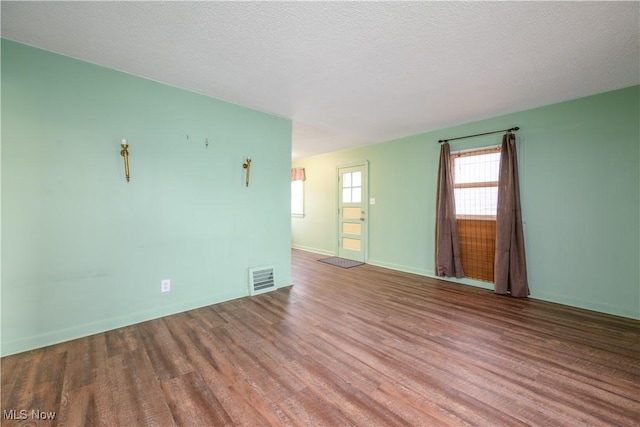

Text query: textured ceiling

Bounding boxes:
[2,1,639,160]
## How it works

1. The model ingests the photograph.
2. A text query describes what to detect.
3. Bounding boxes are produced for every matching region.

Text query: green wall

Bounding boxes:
[293,86,640,319]
[1,40,292,356]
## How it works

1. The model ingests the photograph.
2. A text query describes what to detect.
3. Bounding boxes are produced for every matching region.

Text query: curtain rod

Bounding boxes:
[438,126,519,143]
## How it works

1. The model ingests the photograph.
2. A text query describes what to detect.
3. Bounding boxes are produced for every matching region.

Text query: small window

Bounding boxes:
[451,146,501,282]
[452,148,501,218]
[341,171,362,204]
[291,180,304,217]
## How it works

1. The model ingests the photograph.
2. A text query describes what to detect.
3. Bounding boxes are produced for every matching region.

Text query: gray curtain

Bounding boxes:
[495,133,529,297]
[435,143,465,278]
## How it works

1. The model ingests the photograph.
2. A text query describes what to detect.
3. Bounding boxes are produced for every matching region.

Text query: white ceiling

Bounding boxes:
[2,1,638,160]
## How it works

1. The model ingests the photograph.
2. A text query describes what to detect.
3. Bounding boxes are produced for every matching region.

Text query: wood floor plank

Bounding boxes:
[136,319,194,382]
[170,318,286,426]
[93,350,175,426]
[57,384,100,427]
[104,324,142,358]
[2,248,639,426]
[160,371,233,426]
[56,334,108,394]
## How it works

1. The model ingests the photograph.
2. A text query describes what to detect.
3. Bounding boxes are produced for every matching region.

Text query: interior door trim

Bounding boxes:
[336,161,369,262]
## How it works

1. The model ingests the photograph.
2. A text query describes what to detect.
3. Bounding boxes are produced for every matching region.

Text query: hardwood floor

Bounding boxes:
[2,249,639,426]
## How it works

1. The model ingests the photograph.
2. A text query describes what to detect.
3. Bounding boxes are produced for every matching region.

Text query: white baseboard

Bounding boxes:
[291,244,335,257]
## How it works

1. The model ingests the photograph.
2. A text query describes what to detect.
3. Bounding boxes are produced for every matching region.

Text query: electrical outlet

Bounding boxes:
[161,279,171,293]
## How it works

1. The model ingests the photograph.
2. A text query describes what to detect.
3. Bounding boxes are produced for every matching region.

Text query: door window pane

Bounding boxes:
[352,171,362,187]
[352,188,361,203]
[342,172,351,188]
[341,171,362,204]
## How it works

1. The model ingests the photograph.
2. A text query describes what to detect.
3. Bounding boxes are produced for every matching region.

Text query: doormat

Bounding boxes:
[318,257,364,269]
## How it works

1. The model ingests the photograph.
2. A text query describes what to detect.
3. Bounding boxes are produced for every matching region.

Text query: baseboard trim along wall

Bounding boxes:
[291,245,335,257]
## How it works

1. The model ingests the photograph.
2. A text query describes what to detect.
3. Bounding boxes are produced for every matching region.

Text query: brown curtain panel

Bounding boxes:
[494,133,529,297]
[435,143,465,278]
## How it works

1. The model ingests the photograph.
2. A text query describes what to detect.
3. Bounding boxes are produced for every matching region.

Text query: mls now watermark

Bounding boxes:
[3,409,57,420]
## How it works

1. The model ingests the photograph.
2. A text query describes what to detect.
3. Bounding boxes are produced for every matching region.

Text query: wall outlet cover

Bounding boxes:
[161,279,171,293]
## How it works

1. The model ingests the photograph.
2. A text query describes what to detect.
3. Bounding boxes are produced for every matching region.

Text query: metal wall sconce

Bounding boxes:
[120,139,130,182]
[242,156,252,187]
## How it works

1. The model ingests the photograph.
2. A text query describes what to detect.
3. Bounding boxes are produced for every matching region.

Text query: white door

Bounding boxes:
[338,165,367,262]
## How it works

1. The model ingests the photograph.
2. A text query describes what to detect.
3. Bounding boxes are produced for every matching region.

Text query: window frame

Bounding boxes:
[341,171,362,204]
[450,145,501,282]
[450,146,501,220]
